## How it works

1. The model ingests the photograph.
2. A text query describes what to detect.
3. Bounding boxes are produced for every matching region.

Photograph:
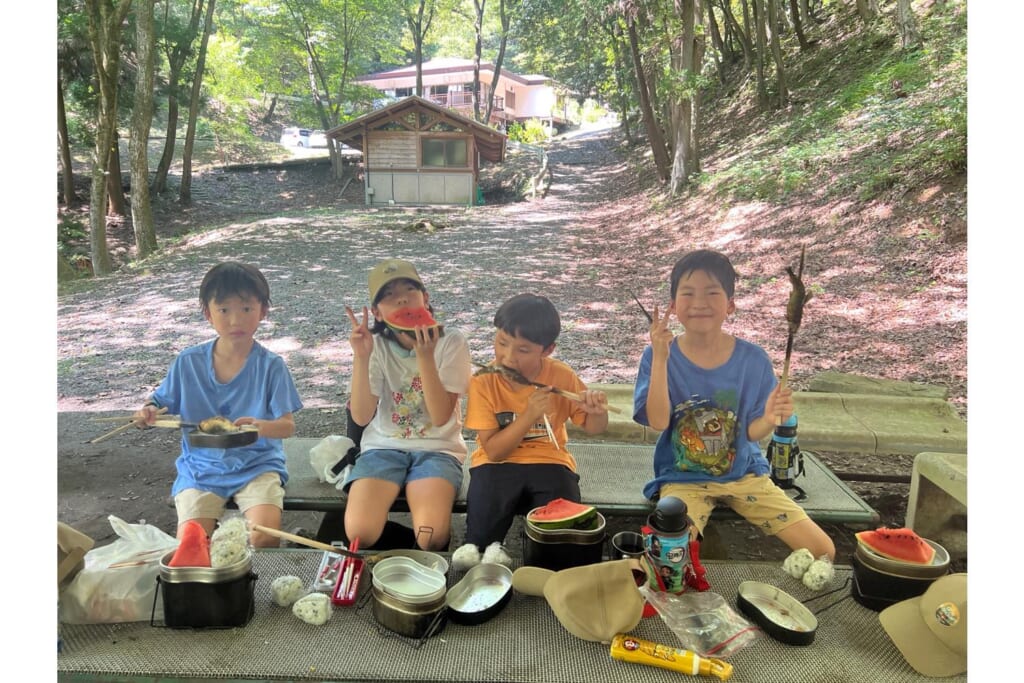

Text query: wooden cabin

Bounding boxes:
[326,96,507,206]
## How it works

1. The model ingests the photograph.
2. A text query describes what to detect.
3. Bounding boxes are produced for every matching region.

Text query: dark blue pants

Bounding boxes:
[464,463,581,547]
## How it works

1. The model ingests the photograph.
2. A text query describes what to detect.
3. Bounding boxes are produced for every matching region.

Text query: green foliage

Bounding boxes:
[701,1,968,204]
[58,213,88,251]
[506,118,550,144]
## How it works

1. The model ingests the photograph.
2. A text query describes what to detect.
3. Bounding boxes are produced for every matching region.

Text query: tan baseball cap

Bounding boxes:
[879,572,967,677]
[511,560,644,643]
[368,259,423,304]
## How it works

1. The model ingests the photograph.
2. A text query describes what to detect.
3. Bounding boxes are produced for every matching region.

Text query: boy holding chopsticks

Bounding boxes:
[133,262,302,548]
[453,294,609,570]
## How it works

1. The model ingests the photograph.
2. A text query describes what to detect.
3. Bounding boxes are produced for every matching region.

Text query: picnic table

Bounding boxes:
[57,548,961,683]
[281,438,879,525]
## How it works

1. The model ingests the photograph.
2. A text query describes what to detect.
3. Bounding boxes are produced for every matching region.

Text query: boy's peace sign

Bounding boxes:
[649,303,675,359]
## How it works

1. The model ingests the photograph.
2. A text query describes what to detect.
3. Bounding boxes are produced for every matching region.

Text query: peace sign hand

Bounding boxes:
[345,305,374,359]
[649,303,674,360]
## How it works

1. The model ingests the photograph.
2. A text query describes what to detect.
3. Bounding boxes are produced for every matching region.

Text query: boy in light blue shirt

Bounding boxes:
[135,262,302,547]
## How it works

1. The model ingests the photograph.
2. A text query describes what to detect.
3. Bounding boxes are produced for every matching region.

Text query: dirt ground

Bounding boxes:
[56,123,964,569]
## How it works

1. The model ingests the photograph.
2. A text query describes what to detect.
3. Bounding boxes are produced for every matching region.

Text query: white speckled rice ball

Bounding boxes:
[292,592,333,625]
[211,517,248,546]
[802,558,835,591]
[210,538,248,568]
[782,548,815,579]
[271,575,306,607]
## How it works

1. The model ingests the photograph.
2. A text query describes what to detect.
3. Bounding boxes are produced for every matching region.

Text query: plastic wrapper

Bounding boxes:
[639,586,758,658]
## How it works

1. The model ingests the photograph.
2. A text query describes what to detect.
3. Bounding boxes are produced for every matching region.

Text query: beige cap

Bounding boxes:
[368,259,423,303]
[512,560,644,643]
[879,572,967,677]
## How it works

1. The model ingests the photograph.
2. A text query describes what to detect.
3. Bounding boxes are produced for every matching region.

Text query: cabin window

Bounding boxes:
[422,138,468,168]
[395,87,413,97]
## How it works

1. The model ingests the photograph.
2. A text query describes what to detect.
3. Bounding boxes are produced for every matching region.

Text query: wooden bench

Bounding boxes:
[282,438,878,525]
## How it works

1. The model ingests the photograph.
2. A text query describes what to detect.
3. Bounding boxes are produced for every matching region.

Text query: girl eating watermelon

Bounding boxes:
[342,258,472,551]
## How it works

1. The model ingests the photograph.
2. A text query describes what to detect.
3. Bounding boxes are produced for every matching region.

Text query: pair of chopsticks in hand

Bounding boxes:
[88,407,170,444]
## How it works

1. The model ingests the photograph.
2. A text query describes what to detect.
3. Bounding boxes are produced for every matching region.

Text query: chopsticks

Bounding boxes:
[89,407,169,444]
[91,414,194,429]
[338,537,360,597]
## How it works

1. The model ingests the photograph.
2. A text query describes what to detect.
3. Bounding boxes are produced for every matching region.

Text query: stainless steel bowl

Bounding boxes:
[370,585,447,639]
[158,549,252,583]
[371,549,449,575]
[524,511,606,544]
[371,556,447,605]
[446,563,513,625]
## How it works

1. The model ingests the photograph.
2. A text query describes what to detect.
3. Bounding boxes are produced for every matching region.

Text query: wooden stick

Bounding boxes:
[89,407,168,443]
[249,524,375,562]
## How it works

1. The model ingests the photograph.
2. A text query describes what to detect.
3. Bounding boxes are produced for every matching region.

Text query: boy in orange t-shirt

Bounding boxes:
[452,294,610,570]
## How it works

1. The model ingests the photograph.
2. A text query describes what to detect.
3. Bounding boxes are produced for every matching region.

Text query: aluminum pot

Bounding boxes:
[370,585,447,639]
[155,550,256,629]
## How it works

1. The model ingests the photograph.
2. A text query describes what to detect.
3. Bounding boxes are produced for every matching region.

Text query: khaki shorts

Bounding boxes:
[660,474,809,537]
[174,472,285,522]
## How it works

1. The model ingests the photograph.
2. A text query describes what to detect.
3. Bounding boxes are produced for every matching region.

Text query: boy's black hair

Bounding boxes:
[199,262,271,312]
[493,293,561,348]
[670,249,737,299]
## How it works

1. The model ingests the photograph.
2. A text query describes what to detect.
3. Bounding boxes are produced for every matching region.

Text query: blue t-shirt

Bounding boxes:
[150,339,303,499]
[633,337,775,499]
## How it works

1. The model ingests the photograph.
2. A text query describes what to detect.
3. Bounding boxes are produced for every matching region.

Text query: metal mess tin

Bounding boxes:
[370,548,449,575]
[187,427,259,449]
[736,580,817,646]
[153,549,257,629]
[371,556,447,605]
[446,563,513,625]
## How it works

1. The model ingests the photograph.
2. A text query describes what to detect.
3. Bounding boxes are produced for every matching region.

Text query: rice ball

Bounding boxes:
[782,548,815,579]
[271,575,306,607]
[211,517,248,546]
[210,538,248,568]
[802,558,835,591]
[292,592,333,625]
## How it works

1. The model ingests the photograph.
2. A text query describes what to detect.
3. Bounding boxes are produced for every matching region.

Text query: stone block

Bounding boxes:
[906,452,967,561]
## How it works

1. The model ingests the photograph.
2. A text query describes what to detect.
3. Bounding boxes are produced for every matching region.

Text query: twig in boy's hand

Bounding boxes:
[631,292,654,323]
[472,361,623,414]
[779,246,812,399]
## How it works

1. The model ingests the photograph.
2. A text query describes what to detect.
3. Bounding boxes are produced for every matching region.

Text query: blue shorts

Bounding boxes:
[344,448,464,493]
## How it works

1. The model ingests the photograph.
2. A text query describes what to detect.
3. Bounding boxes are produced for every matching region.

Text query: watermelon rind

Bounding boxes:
[854,527,935,565]
[526,498,597,530]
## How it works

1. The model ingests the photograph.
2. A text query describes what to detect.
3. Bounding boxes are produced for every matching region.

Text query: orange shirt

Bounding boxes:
[465,358,589,470]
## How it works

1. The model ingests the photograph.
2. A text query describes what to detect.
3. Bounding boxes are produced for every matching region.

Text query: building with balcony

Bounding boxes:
[355,57,570,131]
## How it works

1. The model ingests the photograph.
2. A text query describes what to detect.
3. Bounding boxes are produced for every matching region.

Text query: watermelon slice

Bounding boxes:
[855,527,935,565]
[168,520,212,567]
[384,307,444,336]
[526,498,597,530]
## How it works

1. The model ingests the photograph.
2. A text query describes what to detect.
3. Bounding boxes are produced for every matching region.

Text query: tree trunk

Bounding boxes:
[800,0,817,26]
[179,0,216,204]
[896,0,922,49]
[130,0,158,259]
[751,0,770,110]
[604,19,634,143]
[767,0,788,107]
[788,0,811,51]
[856,0,879,24]
[483,0,511,126]
[472,0,485,122]
[719,0,752,71]
[153,0,205,195]
[705,2,728,80]
[58,82,78,208]
[106,133,127,215]
[626,13,670,182]
[85,0,132,276]
[262,93,278,123]
[669,0,705,194]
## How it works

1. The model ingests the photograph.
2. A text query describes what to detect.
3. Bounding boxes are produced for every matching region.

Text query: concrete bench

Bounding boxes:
[282,438,878,530]
[905,452,967,559]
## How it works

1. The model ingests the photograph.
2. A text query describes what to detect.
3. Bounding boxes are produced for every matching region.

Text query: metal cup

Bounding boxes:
[610,531,645,559]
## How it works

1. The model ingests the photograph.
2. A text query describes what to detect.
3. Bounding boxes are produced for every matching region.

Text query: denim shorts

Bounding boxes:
[344,448,464,493]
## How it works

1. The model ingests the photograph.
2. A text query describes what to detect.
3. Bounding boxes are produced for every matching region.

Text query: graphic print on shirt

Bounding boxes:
[389,374,431,438]
[670,397,737,476]
[494,411,548,442]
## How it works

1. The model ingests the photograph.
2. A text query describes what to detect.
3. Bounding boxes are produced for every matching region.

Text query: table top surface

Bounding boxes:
[58,549,959,683]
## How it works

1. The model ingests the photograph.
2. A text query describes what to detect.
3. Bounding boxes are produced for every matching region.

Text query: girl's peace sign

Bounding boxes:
[345,305,374,359]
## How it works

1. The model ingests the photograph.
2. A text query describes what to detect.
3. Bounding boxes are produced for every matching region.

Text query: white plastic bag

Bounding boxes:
[58,515,179,624]
[308,435,358,490]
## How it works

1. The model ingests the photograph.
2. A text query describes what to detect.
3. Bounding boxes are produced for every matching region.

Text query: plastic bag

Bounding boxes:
[58,515,179,624]
[308,435,358,491]
[639,586,758,658]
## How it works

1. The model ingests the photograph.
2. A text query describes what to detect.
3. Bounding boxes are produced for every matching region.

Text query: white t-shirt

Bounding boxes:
[354,328,471,461]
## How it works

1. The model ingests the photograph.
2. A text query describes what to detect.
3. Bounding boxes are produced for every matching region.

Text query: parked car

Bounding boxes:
[279,126,313,147]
